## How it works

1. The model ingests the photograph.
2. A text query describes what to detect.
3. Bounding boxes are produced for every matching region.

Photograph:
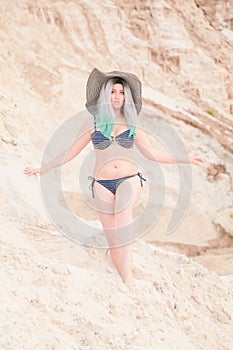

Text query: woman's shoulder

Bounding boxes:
[80,114,95,135]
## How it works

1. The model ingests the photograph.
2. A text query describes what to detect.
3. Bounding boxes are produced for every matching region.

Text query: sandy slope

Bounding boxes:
[1,230,233,350]
[1,0,233,349]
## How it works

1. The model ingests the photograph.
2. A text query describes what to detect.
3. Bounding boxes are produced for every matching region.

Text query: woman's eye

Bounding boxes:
[111,90,124,94]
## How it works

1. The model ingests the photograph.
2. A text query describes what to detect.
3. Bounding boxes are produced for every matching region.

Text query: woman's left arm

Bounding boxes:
[135,127,204,166]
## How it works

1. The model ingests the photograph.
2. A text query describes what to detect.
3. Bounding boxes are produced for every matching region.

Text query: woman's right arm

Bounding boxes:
[24,119,93,176]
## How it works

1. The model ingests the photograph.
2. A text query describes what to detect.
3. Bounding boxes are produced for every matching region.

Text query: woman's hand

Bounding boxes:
[191,157,205,166]
[24,167,42,176]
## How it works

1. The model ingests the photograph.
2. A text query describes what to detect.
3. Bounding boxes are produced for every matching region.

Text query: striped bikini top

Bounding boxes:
[91,117,135,150]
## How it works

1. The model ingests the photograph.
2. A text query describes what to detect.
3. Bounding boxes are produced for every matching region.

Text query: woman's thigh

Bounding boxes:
[93,182,119,246]
[93,181,116,229]
[93,175,142,228]
[114,175,142,216]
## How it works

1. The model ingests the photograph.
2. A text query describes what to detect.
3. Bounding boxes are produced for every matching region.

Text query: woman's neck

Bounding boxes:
[114,110,125,122]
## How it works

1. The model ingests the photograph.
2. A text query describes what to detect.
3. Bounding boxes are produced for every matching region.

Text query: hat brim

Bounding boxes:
[85,68,142,115]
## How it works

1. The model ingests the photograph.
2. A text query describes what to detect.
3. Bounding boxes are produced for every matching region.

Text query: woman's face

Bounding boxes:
[111,83,125,110]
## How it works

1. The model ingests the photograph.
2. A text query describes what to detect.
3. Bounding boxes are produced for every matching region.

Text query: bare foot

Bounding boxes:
[121,269,135,288]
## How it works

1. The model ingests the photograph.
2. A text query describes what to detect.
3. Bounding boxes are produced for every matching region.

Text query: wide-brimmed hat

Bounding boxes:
[85,68,142,115]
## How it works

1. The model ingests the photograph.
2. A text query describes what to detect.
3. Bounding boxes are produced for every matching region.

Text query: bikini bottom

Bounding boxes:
[88,172,146,198]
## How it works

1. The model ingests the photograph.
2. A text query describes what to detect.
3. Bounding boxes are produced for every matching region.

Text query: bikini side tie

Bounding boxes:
[137,172,146,187]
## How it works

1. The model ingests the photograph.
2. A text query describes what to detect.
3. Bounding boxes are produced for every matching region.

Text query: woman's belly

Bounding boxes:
[93,153,138,180]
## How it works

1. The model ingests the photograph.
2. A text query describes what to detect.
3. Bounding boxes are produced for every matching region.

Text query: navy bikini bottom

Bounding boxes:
[88,172,146,198]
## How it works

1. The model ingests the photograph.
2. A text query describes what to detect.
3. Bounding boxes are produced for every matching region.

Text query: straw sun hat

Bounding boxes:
[85,68,142,115]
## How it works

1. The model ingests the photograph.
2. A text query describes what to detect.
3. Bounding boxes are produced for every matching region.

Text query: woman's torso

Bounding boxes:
[91,124,138,180]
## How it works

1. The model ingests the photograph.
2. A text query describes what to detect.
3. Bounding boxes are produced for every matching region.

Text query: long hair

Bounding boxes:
[95,78,137,139]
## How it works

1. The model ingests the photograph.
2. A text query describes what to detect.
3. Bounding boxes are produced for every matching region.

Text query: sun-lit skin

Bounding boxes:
[110,84,125,112]
[24,80,204,288]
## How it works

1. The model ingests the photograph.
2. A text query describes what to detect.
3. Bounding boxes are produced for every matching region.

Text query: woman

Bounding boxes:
[24,68,204,287]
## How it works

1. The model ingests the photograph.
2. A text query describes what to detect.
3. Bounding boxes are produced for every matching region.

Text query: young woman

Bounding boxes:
[24,68,204,287]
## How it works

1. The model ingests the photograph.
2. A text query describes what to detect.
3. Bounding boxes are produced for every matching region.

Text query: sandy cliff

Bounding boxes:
[1,1,233,349]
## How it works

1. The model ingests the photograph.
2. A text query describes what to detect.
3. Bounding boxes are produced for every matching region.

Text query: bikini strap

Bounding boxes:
[88,176,95,198]
[137,172,146,187]
[94,116,97,131]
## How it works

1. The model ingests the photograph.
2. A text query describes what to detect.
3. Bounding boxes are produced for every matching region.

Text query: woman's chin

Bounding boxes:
[112,104,123,111]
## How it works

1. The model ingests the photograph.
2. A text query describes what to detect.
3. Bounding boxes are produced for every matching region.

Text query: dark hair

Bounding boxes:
[105,77,125,87]
[112,77,125,85]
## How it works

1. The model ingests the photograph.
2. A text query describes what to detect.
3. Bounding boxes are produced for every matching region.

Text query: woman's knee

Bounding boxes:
[98,212,117,230]
[115,207,133,227]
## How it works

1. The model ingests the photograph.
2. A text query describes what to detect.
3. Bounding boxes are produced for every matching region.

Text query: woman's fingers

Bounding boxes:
[24,167,41,176]
[191,157,205,166]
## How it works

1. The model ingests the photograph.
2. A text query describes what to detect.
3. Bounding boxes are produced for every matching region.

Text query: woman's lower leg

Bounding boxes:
[113,209,135,286]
